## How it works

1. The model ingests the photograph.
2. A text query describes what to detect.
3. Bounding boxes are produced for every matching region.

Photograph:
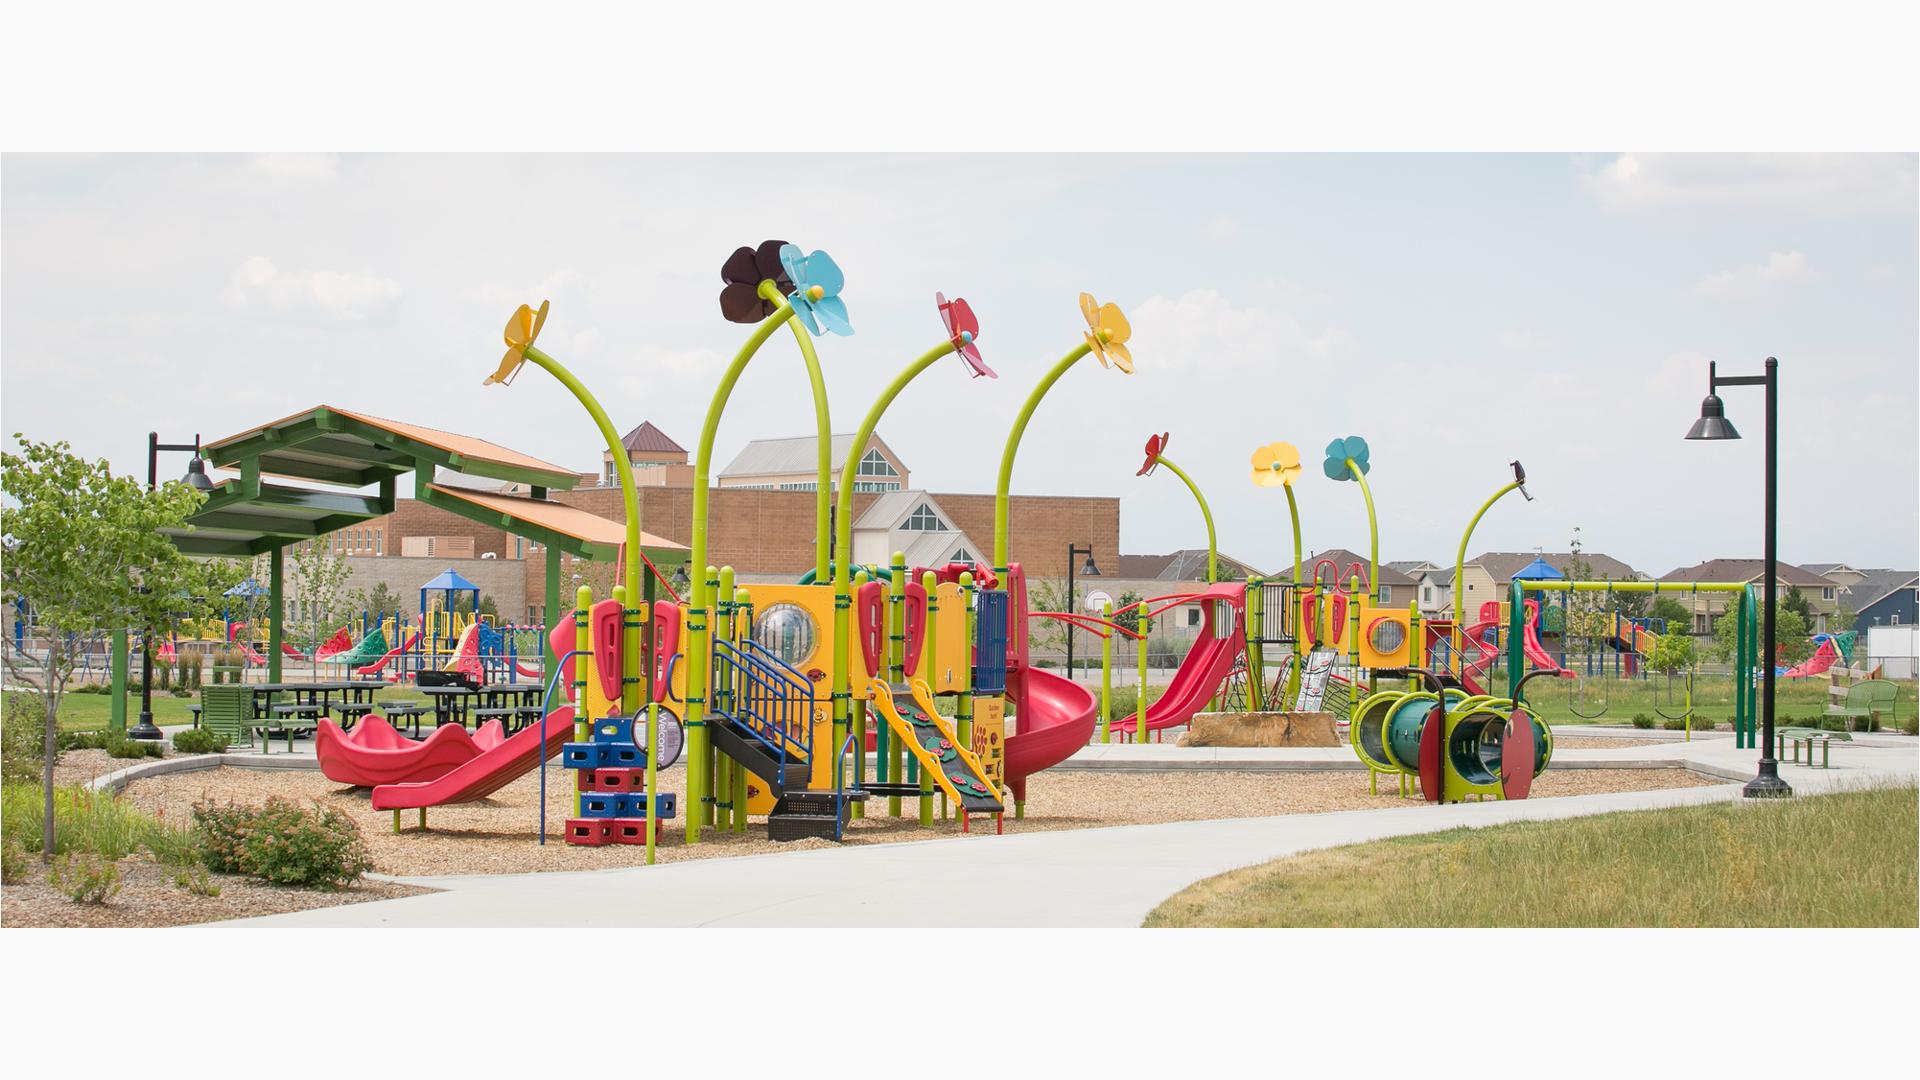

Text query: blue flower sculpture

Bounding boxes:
[778,243,853,336]
[1322,435,1371,481]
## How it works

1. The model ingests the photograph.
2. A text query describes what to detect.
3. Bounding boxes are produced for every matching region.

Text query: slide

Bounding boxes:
[1108,583,1246,738]
[354,629,420,678]
[1002,666,1098,804]
[1453,618,1503,695]
[333,625,388,668]
[443,623,484,681]
[868,680,1004,813]
[371,705,576,811]
[315,714,506,788]
[1520,599,1575,677]
[1782,635,1842,679]
[313,625,354,660]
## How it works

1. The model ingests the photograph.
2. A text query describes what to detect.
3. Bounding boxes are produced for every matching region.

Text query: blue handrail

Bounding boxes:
[536,651,587,846]
[712,639,814,771]
[833,731,857,840]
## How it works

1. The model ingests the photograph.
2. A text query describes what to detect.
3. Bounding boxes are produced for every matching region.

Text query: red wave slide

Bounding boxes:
[1108,583,1246,738]
[1003,667,1097,804]
[315,714,505,788]
[354,630,420,678]
[371,706,575,812]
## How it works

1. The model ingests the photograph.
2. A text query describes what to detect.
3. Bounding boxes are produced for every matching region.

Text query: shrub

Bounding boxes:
[1,838,27,884]
[191,800,254,874]
[154,660,172,691]
[236,798,372,889]
[174,865,221,898]
[57,730,107,752]
[106,736,165,760]
[1631,712,1655,730]
[2,691,47,785]
[1902,711,1918,737]
[48,852,122,904]
[170,728,228,755]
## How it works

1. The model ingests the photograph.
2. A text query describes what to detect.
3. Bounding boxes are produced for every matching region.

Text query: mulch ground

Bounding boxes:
[1,855,432,928]
[110,760,1720,880]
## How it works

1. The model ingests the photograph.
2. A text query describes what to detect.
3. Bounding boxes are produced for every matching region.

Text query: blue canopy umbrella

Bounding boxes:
[1512,557,1566,581]
[420,567,481,616]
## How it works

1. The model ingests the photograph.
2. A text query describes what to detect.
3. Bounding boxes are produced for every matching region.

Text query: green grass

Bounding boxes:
[1371,673,1915,729]
[2,782,197,864]
[1145,782,1918,927]
[4,686,438,732]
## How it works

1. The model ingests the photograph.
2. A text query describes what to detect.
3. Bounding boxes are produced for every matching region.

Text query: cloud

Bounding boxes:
[1127,288,1349,376]
[222,256,401,323]
[1578,153,1916,214]
[1498,330,1549,353]
[1694,251,1816,299]
[248,153,341,181]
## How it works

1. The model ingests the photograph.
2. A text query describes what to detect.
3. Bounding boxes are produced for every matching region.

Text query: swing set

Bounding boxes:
[1511,579,1759,746]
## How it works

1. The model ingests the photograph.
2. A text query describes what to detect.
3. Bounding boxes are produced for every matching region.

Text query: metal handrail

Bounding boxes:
[536,649,588,846]
[833,731,858,840]
[713,639,813,765]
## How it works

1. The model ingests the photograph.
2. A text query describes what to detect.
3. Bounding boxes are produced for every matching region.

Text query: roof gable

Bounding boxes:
[1468,551,1639,583]
[620,421,686,455]
[1658,559,1836,588]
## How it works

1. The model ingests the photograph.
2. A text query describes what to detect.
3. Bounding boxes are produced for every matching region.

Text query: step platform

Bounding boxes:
[576,767,648,793]
[565,817,666,846]
[577,791,678,820]
[563,741,644,769]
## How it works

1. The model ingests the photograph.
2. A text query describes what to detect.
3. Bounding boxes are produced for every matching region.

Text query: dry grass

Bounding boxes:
[1,853,431,928]
[118,762,1718,878]
[1144,781,1919,928]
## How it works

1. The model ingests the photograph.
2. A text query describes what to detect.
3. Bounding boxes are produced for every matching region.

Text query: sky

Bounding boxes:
[2,153,1915,577]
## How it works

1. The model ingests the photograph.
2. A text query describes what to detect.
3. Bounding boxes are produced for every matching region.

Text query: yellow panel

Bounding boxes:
[971,695,1005,789]
[931,581,968,693]
[1356,605,1413,669]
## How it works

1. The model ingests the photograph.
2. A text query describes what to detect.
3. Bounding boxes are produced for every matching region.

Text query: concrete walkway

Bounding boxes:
[218,734,1916,928]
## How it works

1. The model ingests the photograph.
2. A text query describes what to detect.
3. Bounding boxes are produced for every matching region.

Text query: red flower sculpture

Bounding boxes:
[1137,432,1169,476]
[936,292,994,378]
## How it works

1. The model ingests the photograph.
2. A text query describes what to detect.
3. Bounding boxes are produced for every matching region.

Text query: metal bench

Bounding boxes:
[1776,726,1852,768]
[1826,680,1900,732]
[260,703,322,753]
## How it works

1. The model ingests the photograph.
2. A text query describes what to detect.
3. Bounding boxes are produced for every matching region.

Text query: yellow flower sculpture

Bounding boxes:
[1251,441,1301,487]
[1079,291,1134,373]
[486,300,549,386]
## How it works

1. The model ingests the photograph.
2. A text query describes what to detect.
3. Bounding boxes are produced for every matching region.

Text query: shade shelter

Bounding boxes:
[160,405,594,679]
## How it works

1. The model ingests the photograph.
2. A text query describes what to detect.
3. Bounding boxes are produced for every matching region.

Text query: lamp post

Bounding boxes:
[1686,357,1791,799]
[1065,544,1100,680]
[132,433,215,741]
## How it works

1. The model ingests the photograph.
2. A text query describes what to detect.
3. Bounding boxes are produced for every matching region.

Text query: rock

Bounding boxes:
[1180,711,1341,747]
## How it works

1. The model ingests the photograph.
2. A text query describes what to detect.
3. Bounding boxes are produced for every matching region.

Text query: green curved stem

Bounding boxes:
[1150,453,1216,583]
[760,281,834,580]
[1282,482,1304,700]
[521,344,641,668]
[1453,479,1524,659]
[994,342,1094,571]
[685,301,795,845]
[1346,458,1378,602]
[1283,484,1303,587]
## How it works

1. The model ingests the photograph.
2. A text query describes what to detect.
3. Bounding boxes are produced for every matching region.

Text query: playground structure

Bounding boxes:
[110,233,1805,854]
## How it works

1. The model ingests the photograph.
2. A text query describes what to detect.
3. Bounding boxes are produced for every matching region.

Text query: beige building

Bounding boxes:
[599,421,695,488]
[718,432,907,493]
[1658,559,1843,633]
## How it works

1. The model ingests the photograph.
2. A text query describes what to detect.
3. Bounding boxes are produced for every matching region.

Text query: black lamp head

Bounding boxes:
[182,456,216,492]
[1686,392,1741,440]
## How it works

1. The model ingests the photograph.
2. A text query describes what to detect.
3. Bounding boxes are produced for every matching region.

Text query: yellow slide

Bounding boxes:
[868,679,1005,813]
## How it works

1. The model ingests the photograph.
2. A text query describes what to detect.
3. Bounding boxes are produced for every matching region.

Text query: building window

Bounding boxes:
[1822,586,1834,600]
[852,481,900,493]
[605,461,616,484]
[1187,607,1201,627]
[778,481,817,491]
[374,528,382,554]
[902,503,946,532]
[515,537,524,559]
[856,449,897,478]
[951,548,974,565]
[1379,585,1392,604]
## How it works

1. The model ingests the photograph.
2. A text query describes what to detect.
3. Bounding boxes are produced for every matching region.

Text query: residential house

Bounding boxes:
[1803,563,1868,592]
[1841,569,1919,629]
[719,431,908,493]
[1449,550,1640,621]
[1657,559,1843,633]
[1271,548,1419,607]
[1389,560,1451,616]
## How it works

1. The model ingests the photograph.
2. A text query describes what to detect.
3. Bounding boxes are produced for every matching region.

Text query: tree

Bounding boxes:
[1648,596,1692,633]
[1111,590,1146,635]
[1648,630,1696,674]
[1709,603,1812,667]
[287,540,355,652]
[1025,578,1069,658]
[477,594,499,621]
[1781,584,1813,623]
[1,436,241,859]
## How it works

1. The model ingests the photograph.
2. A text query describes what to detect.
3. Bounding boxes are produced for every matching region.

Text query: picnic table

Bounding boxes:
[422,683,547,732]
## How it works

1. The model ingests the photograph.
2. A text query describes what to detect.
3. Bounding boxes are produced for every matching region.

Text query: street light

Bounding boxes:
[1685,358,1791,799]
[132,433,211,741]
[1065,543,1100,679]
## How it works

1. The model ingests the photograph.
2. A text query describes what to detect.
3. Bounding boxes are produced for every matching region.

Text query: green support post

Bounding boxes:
[957,571,976,776]
[852,568,870,821]
[1100,600,1114,742]
[109,629,128,737]
[1245,578,1264,711]
[889,552,907,817]
[1283,484,1305,704]
[268,545,284,682]
[919,570,938,826]
[573,586,591,819]
[1346,458,1379,603]
[543,553,561,675]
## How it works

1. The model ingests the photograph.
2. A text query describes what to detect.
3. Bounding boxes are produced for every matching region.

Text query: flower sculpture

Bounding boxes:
[936,292,994,378]
[1250,441,1301,487]
[484,300,549,385]
[779,243,853,336]
[1079,291,1134,373]
[1322,435,1371,481]
[718,240,795,323]
[1137,432,1169,476]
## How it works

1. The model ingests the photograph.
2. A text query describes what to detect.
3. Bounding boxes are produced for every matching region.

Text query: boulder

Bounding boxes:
[1179,711,1341,747]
